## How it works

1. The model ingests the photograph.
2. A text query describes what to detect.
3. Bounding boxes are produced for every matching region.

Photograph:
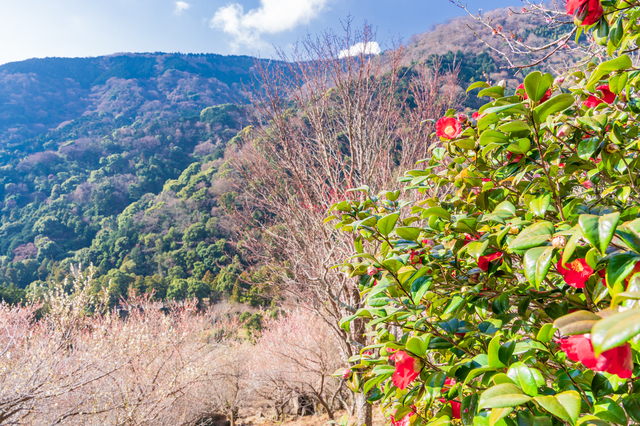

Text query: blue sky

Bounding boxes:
[0,0,524,65]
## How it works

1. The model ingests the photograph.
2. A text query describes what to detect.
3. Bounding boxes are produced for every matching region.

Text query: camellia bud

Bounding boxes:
[552,235,567,249]
[342,368,352,379]
[554,76,565,85]
[367,265,379,276]
[557,124,572,138]
[605,143,620,154]
[497,80,507,89]
[457,113,468,123]
[509,226,519,235]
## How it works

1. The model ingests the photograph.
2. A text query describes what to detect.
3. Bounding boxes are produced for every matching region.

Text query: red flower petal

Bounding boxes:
[584,84,615,108]
[436,117,462,140]
[557,259,593,288]
[561,335,633,378]
[478,252,502,271]
[392,350,421,390]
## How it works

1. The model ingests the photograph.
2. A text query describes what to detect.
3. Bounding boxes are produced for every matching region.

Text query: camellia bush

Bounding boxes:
[329,2,640,425]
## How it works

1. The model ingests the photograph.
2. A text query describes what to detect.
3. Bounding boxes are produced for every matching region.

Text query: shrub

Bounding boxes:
[331,3,640,425]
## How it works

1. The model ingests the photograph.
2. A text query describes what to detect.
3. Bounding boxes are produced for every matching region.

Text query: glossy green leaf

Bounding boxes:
[524,71,554,102]
[509,222,554,250]
[579,212,620,254]
[461,394,479,426]
[606,252,640,294]
[523,246,555,288]
[530,194,551,218]
[554,310,601,336]
[533,94,575,123]
[533,391,581,425]
[593,397,627,425]
[590,308,640,355]
[488,335,506,368]
[586,55,632,90]
[562,227,583,266]
[507,362,538,396]
[478,384,531,410]
[377,213,399,237]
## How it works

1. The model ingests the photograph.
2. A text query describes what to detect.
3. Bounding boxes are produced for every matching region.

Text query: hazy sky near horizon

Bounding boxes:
[0,0,524,66]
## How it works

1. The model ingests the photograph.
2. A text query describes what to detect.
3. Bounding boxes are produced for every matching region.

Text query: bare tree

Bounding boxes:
[232,22,460,426]
[0,267,241,425]
[250,310,345,421]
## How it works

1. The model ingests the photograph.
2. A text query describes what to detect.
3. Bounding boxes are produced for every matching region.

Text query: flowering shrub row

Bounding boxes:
[329,1,640,425]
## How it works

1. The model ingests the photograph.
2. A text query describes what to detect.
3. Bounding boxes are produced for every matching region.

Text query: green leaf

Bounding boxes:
[372,365,396,375]
[507,362,538,396]
[590,308,640,356]
[536,324,556,343]
[395,226,422,241]
[499,120,531,133]
[562,228,583,266]
[586,55,632,90]
[523,247,555,288]
[422,207,451,221]
[524,71,554,102]
[554,310,601,336]
[461,394,479,426]
[488,335,506,368]
[478,86,505,98]
[509,222,554,250]
[467,81,491,92]
[607,252,640,293]
[478,384,531,410]
[577,138,599,161]
[533,94,575,123]
[406,336,427,357]
[530,194,551,218]
[411,276,433,303]
[377,213,399,237]
[622,394,640,423]
[593,397,627,425]
[578,212,620,254]
[468,240,489,260]
[490,408,514,426]
[533,391,581,425]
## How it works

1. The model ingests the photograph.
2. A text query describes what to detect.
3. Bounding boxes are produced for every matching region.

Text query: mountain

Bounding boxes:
[0,53,259,144]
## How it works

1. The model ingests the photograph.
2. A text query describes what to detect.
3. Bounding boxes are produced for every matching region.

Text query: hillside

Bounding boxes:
[0,53,258,143]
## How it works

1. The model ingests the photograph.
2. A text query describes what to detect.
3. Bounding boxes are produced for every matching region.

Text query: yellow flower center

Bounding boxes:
[445,125,456,136]
[570,259,584,272]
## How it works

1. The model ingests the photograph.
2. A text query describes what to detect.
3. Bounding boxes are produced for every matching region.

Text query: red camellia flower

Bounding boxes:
[471,112,481,120]
[478,252,503,271]
[566,0,604,26]
[560,334,633,378]
[391,350,421,390]
[436,117,462,140]
[517,83,552,102]
[584,84,616,108]
[557,259,594,288]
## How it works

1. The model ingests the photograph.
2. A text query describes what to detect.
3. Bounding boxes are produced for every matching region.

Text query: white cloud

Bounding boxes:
[338,42,381,58]
[211,0,329,49]
[174,1,190,15]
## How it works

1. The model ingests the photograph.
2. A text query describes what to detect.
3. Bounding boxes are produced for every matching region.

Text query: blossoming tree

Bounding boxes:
[329,1,640,425]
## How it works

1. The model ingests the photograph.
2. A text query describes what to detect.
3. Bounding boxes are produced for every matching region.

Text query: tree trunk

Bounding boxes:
[355,391,372,426]
[229,408,237,426]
